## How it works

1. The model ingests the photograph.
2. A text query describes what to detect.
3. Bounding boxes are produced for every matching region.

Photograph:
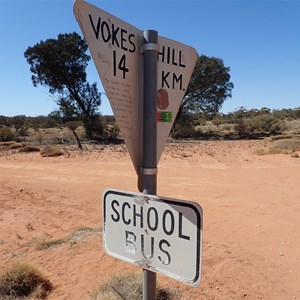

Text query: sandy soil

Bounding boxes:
[0,140,300,300]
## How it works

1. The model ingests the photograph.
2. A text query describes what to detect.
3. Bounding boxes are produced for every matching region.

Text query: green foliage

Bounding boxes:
[24,32,89,92]
[272,107,300,120]
[24,32,102,139]
[0,127,15,142]
[226,107,300,122]
[232,113,285,138]
[84,115,104,139]
[181,55,234,119]
[246,115,285,134]
[9,115,27,130]
[0,115,59,130]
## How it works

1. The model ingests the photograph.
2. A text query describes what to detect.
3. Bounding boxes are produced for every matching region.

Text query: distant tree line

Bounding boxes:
[170,106,300,139]
[1,107,300,142]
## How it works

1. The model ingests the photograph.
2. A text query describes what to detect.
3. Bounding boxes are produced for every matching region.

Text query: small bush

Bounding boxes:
[19,145,40,153]
[269,139,300,154]
[0,127,15,142]
[234,115,285,138]
[17,126,29,137]
[40,146,64,157]
[171,122,200,139]
[0,261,52,298]
[90,273,180,300]
[35,133,44,145]
[103,124,120,139]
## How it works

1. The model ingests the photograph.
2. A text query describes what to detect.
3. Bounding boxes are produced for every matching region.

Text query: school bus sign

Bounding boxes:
[103,189,203,286]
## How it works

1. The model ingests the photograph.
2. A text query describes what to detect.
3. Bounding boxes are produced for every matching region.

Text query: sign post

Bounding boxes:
[73,1,201,298]
[141,29,158,300]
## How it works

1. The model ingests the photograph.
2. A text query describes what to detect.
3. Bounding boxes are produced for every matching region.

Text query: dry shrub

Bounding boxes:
[257,138,300,155]
[0,141,16,147]
[9,142,24,149]
[0,261,52,299]
[269,139,300,154]
[35,238,67,251]
[35,227,100,250]
[35,133,44,145]
[40,146,64,157]
[254,148,269,156]
[19,145,40,153]
[90,273,180,300]
[270,134,300,141]
[0,127,15,142]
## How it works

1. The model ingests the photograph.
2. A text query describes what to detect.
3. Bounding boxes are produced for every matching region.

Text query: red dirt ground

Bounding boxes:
[1,140,300,299]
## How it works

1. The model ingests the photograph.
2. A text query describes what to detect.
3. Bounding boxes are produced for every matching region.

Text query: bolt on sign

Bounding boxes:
[73,0,198,172]
[103,189,203,286]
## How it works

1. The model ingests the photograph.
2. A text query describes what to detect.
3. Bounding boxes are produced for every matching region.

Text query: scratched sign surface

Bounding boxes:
[74,0,198,172]
[74,0,143,172]
[103,189,203,286]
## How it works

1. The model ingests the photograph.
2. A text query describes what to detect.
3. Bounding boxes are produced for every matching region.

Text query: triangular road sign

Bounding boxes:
[74,0,197,173]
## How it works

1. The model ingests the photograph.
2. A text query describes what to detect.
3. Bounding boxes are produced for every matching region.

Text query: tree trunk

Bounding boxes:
[72,130,82,150]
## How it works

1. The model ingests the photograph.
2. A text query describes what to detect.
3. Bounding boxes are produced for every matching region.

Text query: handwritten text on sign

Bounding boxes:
[74,0,198,171]
[89,15,136,79]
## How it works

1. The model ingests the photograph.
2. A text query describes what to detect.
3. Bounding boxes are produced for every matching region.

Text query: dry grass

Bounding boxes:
[35,227,100,250]
[89,273,180,300]
[255,138,300,155]
[0,141,16,147]
[254,148,269,156]
[19,146,40,153]
[269,139,300,154]
[0,261,52,299]
[9,143,24,150]
[35,238,67,251]
[40,146,64,157]
[0,145,8,151]
[269,134,300,141]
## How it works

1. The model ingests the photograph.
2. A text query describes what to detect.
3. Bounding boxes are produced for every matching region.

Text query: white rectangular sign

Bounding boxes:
[103,189,203,286]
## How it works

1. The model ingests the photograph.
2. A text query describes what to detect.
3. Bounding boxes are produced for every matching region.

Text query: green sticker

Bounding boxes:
[157,111,172,122]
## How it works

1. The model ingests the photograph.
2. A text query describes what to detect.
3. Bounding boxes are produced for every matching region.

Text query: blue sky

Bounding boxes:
[0,0,299,117]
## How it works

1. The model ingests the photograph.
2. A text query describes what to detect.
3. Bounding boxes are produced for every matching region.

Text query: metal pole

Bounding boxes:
[142,29,158,300]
